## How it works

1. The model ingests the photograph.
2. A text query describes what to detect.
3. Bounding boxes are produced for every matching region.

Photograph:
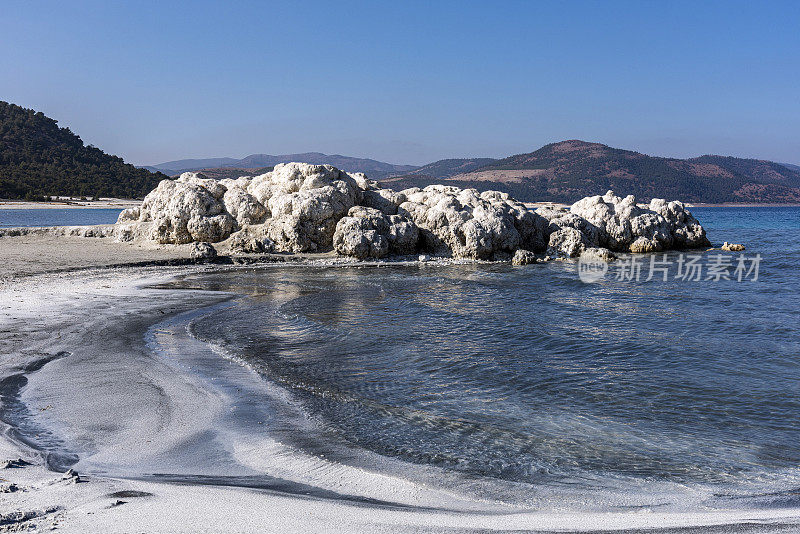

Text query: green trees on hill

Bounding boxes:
[0,101,166,199]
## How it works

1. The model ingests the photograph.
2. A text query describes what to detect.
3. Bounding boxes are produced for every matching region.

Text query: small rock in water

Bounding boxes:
[721,241,745,251]
[189,242,217,260]
[581,247,616,263]
[512,249,538,265]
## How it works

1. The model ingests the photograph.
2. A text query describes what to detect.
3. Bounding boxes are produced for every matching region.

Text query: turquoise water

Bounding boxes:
[0,208,123,228]
[156,206,800,512]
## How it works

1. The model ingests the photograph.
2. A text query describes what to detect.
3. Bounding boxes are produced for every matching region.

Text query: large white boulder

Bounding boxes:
[333,206,420,259]
[547,227,591,257]
[396,185,546,259]
[535,206,602,249]
[133,175,230,244]
[223,186,268,227]
[569,190,709,252]
[647,197,710,249]
[246,163,362,252]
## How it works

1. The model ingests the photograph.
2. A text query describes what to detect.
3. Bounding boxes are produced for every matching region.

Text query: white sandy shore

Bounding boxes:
[0,198,140,210]
[2,238,800,532]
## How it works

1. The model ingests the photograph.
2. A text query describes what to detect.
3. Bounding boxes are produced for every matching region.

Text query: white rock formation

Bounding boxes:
[569,190,710,253]
[223,186,268,227]
[333,206,419,259]
[119,164,362,250]
[535,206,603,257]
[547,227,592,258]
[721,241,745,251]
[647,197,710,249]
[395,185,547,260]
[129,173,233,244]
[250,163,362,252]
[116,166,710,262]
[190,242,217,260]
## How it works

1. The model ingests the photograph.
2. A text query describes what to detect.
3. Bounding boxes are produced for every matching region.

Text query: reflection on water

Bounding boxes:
[160,207,800,504]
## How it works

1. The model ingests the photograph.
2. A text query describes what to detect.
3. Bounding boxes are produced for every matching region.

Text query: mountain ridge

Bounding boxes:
[149,152,416,179]
[382,140,800,203]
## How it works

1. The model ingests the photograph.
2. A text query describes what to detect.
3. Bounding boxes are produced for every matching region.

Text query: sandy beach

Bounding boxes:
[0,228,798,532]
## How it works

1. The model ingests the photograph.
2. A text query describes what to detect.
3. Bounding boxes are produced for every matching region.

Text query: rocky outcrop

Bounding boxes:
[333,206,420,259]
[115,165,711,262]
[228,230,275,254]
[547,227,591,258]
[512,249,539,265]
[120,163,361,251]
[249,163,362,252]
[189,242,217,260]
[581,247,617,263]
[721,242,745,251]
[395,186,547,260]
[569,190,710,253]
[129,173,233,244]
[222,186,268,226]
[533,206,602,258]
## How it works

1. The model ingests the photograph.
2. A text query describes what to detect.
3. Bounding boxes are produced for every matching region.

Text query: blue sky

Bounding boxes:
[1,0,798,166]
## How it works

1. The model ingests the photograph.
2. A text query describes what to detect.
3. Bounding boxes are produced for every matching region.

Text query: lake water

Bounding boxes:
[152,206,800,514]
[0,208,123,228]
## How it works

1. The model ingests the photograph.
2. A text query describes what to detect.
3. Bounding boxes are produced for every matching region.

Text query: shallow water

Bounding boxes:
[158,206,800,512]
[0,208,123,227]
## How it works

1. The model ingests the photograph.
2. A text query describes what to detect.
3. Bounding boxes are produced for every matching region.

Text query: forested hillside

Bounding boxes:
[0,101,165,199]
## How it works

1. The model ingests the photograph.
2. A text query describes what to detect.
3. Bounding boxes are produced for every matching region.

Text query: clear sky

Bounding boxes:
[1,0,798,166]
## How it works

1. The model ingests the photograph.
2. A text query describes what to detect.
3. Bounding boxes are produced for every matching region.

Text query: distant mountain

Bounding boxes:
[187,167,273,180]
[404,158,497,179]
[781,162,800,173]
[139,165,163,173]
[149,157,238,174]
[382,140,800,204]
[0,101,166,199]
[151,152,417,179]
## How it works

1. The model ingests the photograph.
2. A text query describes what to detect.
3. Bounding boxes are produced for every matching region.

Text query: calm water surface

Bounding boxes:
[160,206,800,510]
[0,208,123,227]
